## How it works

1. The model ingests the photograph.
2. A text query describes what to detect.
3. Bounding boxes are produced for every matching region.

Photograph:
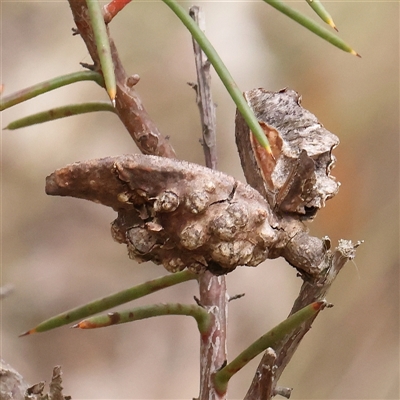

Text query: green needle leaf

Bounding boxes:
[306,0,338,31]
[263,0,360,56]
[87,0,117,104]
[72,302,211,334]
[213,300,328,395]
[4,102,116,130]
[162,0,273,155]
[19,270,197,335]
[0,71,104,111]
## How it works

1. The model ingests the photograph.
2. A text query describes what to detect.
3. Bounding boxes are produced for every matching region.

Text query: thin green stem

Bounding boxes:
[264,0,359,56]
[20,270,197,335]
[162,0,272,154]
[87,0,117,103]
[0,71,104,111]
[213,301,327,395]
[73,302,211,334]
[4,102,116,130]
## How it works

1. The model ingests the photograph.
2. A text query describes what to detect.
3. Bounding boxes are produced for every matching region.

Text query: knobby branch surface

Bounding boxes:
[45,88,345,277]
[39,3,360,400]
[190,7,227,400]
[69,3,226,400]
[45,149,361,399]
[234,88,362,399]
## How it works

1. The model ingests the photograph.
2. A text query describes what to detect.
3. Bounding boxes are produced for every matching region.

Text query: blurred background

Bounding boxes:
[1,1,398,399]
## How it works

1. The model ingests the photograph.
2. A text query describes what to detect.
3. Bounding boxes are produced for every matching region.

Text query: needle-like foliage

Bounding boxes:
[263,0,360,56]
[86,0,117,104]
[4,102,116,130]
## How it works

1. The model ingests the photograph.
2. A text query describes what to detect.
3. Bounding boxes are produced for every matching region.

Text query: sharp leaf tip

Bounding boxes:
[19,329,35,337]
[328,20,338,32]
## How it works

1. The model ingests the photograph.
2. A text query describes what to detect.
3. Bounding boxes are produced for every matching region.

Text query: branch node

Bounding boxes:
[127,74,140,87]
[187,81,197,91]
[193,296,204,308]
[228,293,245,302]
[273,386,293,399]
[80,62,96,71]
[217,359,227,371]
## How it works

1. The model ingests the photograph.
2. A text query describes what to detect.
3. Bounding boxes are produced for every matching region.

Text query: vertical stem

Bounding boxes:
[163,0,272,153]
[198,273,228,400]
[189,6,218,170]
[190,7,227,400]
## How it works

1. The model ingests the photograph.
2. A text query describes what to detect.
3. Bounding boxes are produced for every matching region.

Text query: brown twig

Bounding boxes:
[68,0,176,158]
[272,240,361,386]
[244,239,362,400]
[67,4,226,399]
[190,7,227,400]
[189,6,218,170]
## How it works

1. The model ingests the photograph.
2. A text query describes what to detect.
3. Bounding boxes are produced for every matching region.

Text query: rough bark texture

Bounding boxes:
[245,239,361,400]
[235,88,339,219]
[0,361,69,400]
[8,2,360,399]
[45,154,279,274]
[45,150,343,280]
[45,151,360,398]
[189,6,218,171]
[190,8,227,400]
[198,273,228,400]
[44,88,342,279]
[45,147,335,281]
[0,359,28,400]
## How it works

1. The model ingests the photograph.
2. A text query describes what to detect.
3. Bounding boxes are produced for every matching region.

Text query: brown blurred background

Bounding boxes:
[1,1,398,399]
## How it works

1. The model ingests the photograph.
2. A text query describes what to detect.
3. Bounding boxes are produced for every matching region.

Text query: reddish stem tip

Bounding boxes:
[19,329,34,337]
